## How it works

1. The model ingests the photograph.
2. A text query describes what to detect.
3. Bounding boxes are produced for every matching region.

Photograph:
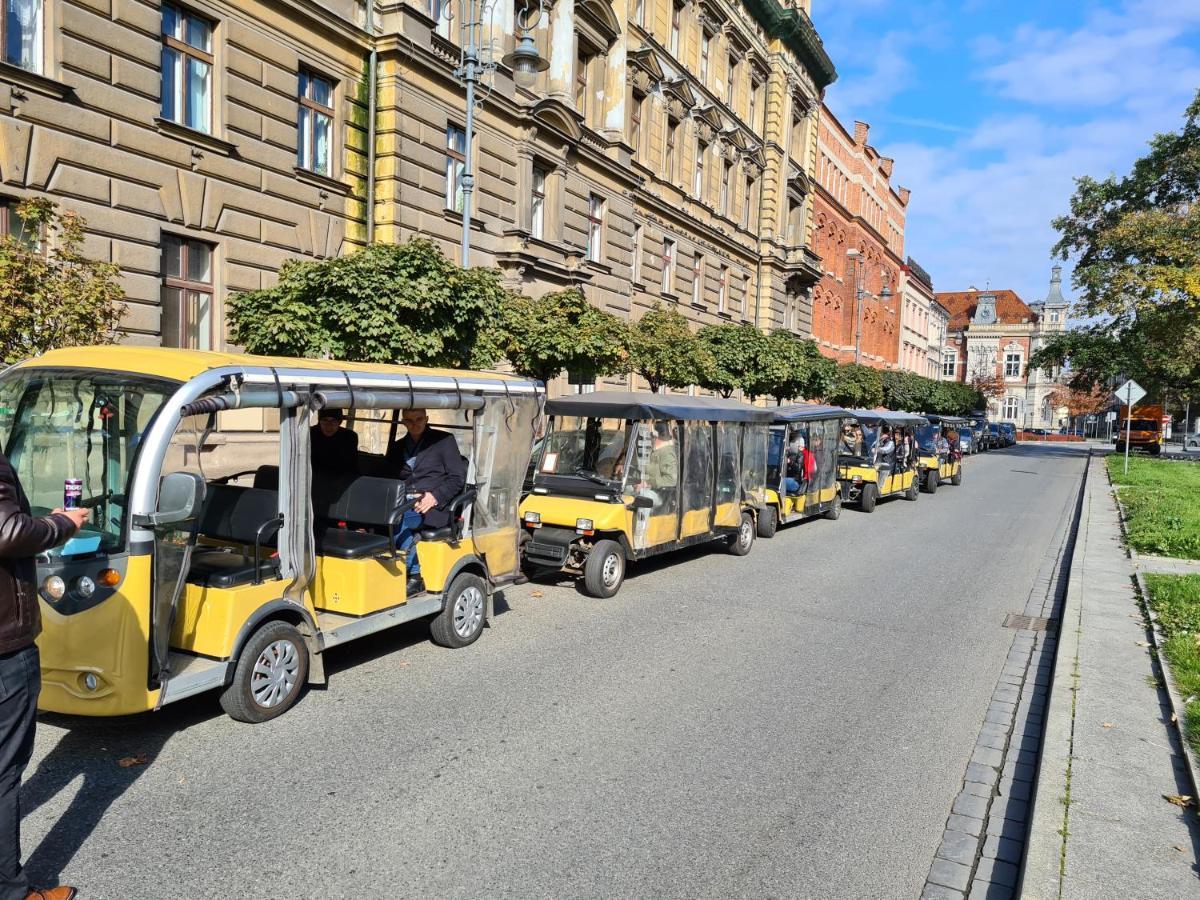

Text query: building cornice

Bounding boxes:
[741,0,837,89]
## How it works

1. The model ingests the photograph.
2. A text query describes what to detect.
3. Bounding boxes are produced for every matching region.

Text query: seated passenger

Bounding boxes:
[784,429,806,494]
[384,409,467,594]
[840,424,861,456]
[311,408,359,479]
[635,423,678,510]
[874,426,896,486]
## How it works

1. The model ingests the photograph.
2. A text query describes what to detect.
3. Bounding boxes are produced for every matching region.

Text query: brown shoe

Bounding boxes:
[27,888,78,900]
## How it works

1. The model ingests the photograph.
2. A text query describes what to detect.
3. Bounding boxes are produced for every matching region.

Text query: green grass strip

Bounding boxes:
[1109,457,1200,560]
[1144,574,1200,754]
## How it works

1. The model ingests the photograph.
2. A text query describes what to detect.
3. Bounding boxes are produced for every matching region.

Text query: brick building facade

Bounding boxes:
[810,107,908,369]
[0,0,836,394]
[936,267,1070,428]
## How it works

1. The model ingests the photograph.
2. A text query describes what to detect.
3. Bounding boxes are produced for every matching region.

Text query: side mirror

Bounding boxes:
[628,495,654,510]
[135,472,206,528]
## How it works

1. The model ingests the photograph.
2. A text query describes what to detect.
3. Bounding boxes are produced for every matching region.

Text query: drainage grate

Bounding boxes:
[1003,613,1057,633]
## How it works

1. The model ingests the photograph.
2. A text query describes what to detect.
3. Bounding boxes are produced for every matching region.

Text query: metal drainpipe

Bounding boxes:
[752,163,767,330]
[366,1,378,245]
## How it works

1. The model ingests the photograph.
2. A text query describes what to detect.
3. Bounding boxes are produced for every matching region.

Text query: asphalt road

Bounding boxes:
[21,443,1089,900]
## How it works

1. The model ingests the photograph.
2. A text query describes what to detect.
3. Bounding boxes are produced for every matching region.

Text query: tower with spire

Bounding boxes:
[1029,265,1070,332]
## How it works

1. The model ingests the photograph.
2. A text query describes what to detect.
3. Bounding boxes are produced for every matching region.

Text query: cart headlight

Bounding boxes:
[575,518,594,535]
[523,511,541,527]
[43,575,66,601]
[83,673,99,692]
[74,576,96,598]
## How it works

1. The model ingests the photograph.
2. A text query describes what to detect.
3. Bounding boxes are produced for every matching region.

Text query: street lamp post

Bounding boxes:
[452,1,548,268]
[846,248,892,366]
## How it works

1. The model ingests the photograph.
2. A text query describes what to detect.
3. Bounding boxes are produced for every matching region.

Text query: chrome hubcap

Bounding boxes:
[251,639,300,709]
[602,552,622,587]
[740,519,752,545]
[453,586,485,638]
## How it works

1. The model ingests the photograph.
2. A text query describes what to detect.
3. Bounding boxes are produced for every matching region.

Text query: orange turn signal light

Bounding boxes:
[97,568,121,588]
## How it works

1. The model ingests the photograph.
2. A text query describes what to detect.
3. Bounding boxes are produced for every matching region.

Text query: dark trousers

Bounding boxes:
[0,644,38,900]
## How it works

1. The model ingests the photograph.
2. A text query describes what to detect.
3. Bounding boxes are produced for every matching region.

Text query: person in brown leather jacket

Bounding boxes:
[0,450,88,900]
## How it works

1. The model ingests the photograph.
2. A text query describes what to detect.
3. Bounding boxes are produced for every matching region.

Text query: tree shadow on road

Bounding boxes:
[22,698,220,886]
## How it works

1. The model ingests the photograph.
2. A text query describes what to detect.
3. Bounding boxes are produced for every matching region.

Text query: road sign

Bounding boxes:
[1086,415,1097,423]
[1106,411,1116,421]
[1113,379,1146,407]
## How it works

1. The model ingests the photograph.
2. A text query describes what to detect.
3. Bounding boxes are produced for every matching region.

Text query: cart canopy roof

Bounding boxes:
[847,409,930,427]
[545,391,775,423]
[771,403,852,424]
[922,414,970,425]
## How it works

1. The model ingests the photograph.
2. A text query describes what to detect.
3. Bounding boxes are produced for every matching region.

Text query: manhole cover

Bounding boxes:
[1004,614,1057,633]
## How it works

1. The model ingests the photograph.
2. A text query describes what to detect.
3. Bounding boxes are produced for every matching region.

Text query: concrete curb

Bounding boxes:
[1019,450,1090,899]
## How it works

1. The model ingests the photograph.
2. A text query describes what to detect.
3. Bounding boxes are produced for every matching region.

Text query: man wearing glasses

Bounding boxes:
[385,409,467,594]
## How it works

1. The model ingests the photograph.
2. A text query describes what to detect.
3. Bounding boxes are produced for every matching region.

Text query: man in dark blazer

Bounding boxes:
[0,450,88,900]
[310,408,359,479]
[384,409,467,594]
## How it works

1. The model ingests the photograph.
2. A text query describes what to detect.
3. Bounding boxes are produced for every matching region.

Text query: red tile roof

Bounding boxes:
[934,289,1037,331]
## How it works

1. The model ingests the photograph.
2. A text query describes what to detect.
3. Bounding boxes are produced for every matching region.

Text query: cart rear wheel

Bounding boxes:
[756,506,778,538]
[728,512,756,556]
[859,483,877,513]
[952,466,963,486]
[220,620,308,723]
[824,493,843,520]
[583,540,625,598]
[430,572,488,648]
[906,477,919,501]
[925,469,939,494]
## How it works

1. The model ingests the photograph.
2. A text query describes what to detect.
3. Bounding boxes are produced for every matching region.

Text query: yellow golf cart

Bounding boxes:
[519,392,773,597]
[757,404,851,537]
[837,409,925,512]
[916,414,966,493]
[4,347,541,722]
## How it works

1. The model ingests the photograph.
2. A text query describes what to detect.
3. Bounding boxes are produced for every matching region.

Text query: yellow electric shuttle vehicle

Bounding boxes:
[916,414,966,493]
[519,392,773,598]
[757,404,851,537]
[837,409,926,512]
[0,347,541,722]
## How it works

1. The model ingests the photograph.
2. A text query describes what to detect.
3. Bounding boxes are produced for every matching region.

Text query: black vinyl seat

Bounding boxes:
[188,485,283,589]
[315,476,407,560]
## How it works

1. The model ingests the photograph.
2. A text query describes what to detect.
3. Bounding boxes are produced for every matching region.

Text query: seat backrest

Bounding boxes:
[198,484,281,546]
[321,476,407,527]
[253,465,279,490]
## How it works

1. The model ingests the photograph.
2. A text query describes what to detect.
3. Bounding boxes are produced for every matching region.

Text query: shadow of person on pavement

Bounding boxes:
[20,697,219,886]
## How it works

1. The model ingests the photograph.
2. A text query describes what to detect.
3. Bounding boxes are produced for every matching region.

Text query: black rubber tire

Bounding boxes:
[824,493,843,520]
[1149,444,1162,456]
[582,539,626,598]
[756,505,778,538]
[727,511,755,556]
[219,620,309,724]
[430,571,489,648]
[952,466,963,486]
[906,476,919,501]
[925,469,939,494]
[859,483,877,513]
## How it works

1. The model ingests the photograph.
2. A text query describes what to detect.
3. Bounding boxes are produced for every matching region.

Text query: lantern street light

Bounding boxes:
[846,248,893,366]
[451,0,548,267]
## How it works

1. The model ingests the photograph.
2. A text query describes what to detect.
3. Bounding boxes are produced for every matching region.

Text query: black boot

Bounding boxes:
[406,573,425,596]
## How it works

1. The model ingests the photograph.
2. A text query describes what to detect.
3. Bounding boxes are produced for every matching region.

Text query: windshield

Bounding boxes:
[0,368,177,555]
[1123,419,1159,431]
[915,424,940,451]
[534,416,631,484]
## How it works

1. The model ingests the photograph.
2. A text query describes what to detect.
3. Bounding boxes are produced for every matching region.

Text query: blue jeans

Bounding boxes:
[784,477,801,494]
[394,509,424,574]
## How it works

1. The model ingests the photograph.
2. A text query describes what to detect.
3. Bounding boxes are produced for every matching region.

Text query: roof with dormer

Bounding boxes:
[934,289,1037,331]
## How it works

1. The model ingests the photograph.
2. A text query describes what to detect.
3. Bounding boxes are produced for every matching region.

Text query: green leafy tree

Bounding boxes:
[626,303,713,392]
[825,363,884,409]
[767,331,834,403]
[696,322,773,398]
[1034,89,1200,400]
[881,371,937,413]
[499,289,627,385]
[0,199,125,364]
[226,237,509,368]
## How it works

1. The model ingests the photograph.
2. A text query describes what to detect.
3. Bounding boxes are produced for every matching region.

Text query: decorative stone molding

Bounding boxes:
[627,46,665,95]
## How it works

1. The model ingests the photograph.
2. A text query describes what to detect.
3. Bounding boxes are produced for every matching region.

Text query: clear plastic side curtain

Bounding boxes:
[277,402,315,608]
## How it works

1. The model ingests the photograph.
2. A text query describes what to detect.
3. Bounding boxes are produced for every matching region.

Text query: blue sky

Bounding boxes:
[812,0,1200,306]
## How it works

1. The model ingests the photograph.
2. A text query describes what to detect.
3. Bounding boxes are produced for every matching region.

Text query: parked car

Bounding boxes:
[1028,428,1049,436]
[999,423,1017,445]
[1183,432,1200,452]
[986,423,1003,449]
[968,418,988,453]
[958,431,974,455]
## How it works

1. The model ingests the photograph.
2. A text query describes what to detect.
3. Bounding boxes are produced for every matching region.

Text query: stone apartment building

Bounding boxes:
[936,266,1070,429]
[0,0,836,385]
[898,256,947,381]
[809,105,907,370]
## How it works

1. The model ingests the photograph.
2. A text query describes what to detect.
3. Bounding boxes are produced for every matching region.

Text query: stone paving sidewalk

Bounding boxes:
[1022,455,1200,898]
